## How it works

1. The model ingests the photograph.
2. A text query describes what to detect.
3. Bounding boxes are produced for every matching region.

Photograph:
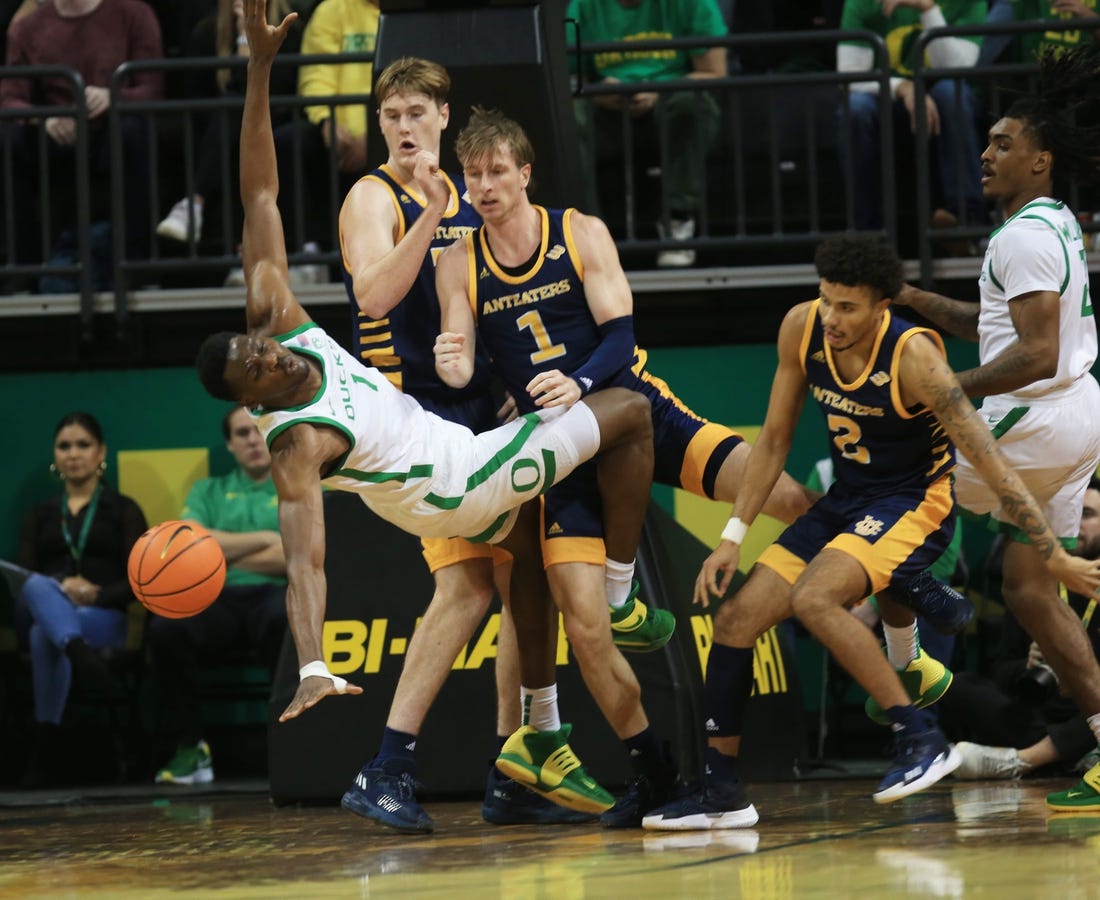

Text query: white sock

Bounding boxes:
[521,684,561,732]
[882,622,919,669]
[605,557,635,609]
[1088,713,1100,746]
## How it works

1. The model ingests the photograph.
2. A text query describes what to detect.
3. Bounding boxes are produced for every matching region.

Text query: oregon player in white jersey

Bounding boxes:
[251,321,596,543]
[897,47,1100,813]
[192,2,655,825]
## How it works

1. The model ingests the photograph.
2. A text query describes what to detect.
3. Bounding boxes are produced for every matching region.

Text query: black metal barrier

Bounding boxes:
[0,21,1096,337]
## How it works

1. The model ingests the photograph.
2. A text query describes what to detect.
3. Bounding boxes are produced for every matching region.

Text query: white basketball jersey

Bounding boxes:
[249,323,474,533]
[978,198,1097,403]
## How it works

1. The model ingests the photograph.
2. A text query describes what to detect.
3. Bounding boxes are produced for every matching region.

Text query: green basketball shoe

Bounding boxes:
[865,649,954,726]
[610,582,675,652]
[495,724,614,814]
[1047,762,1100,812]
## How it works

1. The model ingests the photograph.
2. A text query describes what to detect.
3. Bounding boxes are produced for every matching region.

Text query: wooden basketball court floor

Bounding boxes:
[3,776,1100,898]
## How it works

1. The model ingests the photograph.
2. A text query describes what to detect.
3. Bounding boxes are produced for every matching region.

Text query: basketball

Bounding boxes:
[127,520,226,618]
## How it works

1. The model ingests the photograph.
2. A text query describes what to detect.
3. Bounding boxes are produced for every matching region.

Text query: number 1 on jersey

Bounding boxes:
[516,310,566,365]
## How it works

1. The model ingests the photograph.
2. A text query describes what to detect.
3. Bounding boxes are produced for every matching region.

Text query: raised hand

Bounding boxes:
[243,0,297,65]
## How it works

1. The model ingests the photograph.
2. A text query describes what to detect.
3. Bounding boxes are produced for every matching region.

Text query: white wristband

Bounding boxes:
[721,516,749,545]
[299,659,349,694]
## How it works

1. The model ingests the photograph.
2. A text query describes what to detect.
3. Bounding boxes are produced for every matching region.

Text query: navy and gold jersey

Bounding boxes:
[342,165,492,406]
[802,300,955,498]
[466,205,645,413]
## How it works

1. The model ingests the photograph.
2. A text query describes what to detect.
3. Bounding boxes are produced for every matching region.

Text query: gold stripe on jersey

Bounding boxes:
[464,231,479,320]
[825,307,891,391]
[363,171,407,244]
[479,206,552,286]
[562,207,585,280]
[889,328,946,420]
[798,300,819,375]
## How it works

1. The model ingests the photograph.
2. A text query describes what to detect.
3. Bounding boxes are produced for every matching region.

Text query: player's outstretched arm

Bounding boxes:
[271,426,363,722]
[901,332,1100,597]
[695,302,812,606]
[239,0,306,339]
[895,283,980,342]
[434,238,477,388]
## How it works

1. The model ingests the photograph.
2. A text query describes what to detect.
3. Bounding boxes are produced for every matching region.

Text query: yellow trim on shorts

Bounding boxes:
[421,536,511,573]
[756,543,806,586]
[541,535,607,567]
[680,422,744,497]
[756,476,953,594]
[829,478,954,594]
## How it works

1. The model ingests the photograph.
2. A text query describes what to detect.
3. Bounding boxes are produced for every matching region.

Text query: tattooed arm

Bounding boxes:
[895,283,980,342]
[896,284,1061,398]
[953,290,1060,398]
[899,332,1100,597]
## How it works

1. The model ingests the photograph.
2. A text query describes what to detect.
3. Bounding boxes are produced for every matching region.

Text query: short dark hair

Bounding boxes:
[814,235,903,302]
[55,411,104,443]
[196,332,239,402]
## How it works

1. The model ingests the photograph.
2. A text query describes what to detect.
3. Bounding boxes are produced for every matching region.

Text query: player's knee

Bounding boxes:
[789,584,831,623]
[589,388,651,446]
[562,614,612,663]
[713,592,765,645]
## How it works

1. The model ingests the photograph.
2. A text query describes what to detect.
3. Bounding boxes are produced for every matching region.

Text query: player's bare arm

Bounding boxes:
[340,150,449,319]
[239,0,304,339]
[953,290,1061,397]
[434,237,477,388]
[899,333,1100,597]
[272,424,362,722]
[895,283,980,341]
[696,302,812,606]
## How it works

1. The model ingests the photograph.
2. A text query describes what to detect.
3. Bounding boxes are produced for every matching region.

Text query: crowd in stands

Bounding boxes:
[1,1,1096,294]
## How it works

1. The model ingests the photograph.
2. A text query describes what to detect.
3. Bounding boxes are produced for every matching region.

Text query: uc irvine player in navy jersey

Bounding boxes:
[454,201,815,559]
[436,107,814,827]
[342,164,489,411]
[641,235,1100,830]
[337,59,604,831]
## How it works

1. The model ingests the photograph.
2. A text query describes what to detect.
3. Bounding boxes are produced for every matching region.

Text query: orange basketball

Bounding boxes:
[127,520,226,619]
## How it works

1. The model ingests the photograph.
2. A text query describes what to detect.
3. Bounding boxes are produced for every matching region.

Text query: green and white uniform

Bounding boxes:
[250,323,600,543]
[954,199,1100,538]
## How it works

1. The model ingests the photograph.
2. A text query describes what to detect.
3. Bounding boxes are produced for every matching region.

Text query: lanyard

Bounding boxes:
[61,482,103,565]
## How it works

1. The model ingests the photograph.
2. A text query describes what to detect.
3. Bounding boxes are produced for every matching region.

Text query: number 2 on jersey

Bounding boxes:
[827,414,870,464]
[516,310,566,365]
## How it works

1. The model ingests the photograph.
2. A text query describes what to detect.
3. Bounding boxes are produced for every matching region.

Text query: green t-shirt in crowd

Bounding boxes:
[181,467,284,588]
[840,0,986,77]
[1011,0,1100,61]
[566,0,727,82]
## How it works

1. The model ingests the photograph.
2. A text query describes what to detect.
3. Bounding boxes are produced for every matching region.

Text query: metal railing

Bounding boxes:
[0,22,1095,333]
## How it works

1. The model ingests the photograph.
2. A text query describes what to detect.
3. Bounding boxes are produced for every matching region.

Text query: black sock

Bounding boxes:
[885,704,926,733]
[704,643,755,739]
[705,746,741,781]
[623,726,663,778]
[375,727,417,770]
